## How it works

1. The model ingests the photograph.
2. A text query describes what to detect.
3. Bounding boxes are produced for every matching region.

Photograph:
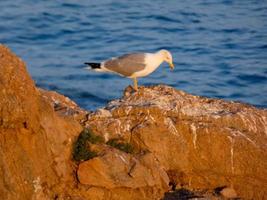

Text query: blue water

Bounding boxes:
[1,0,267,110]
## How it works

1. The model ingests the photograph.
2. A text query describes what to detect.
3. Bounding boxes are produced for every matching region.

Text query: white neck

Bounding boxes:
[156,50,165,58]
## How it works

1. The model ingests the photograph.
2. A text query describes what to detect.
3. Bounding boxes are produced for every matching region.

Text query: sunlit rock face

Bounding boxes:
[1,45,267,200]
[85,85,267,199]
[0,45,82,200]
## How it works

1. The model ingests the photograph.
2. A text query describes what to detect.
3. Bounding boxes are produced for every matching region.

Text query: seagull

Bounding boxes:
[84,49,174,91]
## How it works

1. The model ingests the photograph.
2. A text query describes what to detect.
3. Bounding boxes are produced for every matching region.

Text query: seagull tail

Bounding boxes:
[84,62,101,69]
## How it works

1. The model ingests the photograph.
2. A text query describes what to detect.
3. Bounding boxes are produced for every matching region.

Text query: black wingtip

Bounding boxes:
[84,62,101,69]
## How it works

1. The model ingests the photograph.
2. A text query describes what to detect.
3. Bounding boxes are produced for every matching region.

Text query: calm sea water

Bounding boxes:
[1,0,267,110]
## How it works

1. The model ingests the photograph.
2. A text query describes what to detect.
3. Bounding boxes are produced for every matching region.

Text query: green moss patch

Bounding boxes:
[106,138,134,154]
[73,128,104,162]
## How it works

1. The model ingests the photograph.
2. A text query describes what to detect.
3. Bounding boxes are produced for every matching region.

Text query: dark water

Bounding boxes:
[1,0,267,110]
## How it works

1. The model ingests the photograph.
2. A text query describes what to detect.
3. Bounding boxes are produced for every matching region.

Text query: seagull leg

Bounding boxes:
[133,77,138,91]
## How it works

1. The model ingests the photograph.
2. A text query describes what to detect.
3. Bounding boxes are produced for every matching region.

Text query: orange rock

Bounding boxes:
[220,187,237,198]
[78,148,169,199]
[1,45,267,200]
[0,45,82,199]
[86,85,267,199]
[39,88,88,123]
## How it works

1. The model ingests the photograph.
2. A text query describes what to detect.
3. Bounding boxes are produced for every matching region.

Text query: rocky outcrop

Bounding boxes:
[1,45,267,200]
[0,45,169,200]
[78,148,169,200]
[0,45,83,200]
[84,86,267,199]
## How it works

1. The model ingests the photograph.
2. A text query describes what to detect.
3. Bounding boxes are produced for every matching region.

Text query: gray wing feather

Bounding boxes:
[104,53,146,77]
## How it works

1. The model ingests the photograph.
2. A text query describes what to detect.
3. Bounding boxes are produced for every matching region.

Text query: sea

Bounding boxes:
[0,0,266,110]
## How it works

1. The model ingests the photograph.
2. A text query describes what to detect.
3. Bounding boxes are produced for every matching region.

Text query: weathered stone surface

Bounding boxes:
[78,148,169,196]
[1,45,267,200]
[39,88,88,123]
[86,85,267,199]
[220,187,237,198]
[0,45,82,200]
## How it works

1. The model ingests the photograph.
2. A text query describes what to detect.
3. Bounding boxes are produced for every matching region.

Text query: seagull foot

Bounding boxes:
[133,86,138,92]
[124,85,136,97]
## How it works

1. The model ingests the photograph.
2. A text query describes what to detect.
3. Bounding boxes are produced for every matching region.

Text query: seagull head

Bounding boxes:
[159,49,174,70]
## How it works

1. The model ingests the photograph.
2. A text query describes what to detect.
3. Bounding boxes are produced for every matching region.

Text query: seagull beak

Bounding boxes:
[169,62,174,70]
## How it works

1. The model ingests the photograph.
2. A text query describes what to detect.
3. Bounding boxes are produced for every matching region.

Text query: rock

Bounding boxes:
[220,187,237,199]
[78,148,169,199]
[0,45,82,200]
[39,88,89,123]
[86,85,267,199]
[0,45,168,200]
[1,45,267,200]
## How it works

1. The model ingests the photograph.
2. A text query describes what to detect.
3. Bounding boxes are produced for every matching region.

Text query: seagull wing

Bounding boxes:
[103,53,146,77]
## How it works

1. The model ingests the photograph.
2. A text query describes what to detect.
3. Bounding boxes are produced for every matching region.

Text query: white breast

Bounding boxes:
[130,53,163,78]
